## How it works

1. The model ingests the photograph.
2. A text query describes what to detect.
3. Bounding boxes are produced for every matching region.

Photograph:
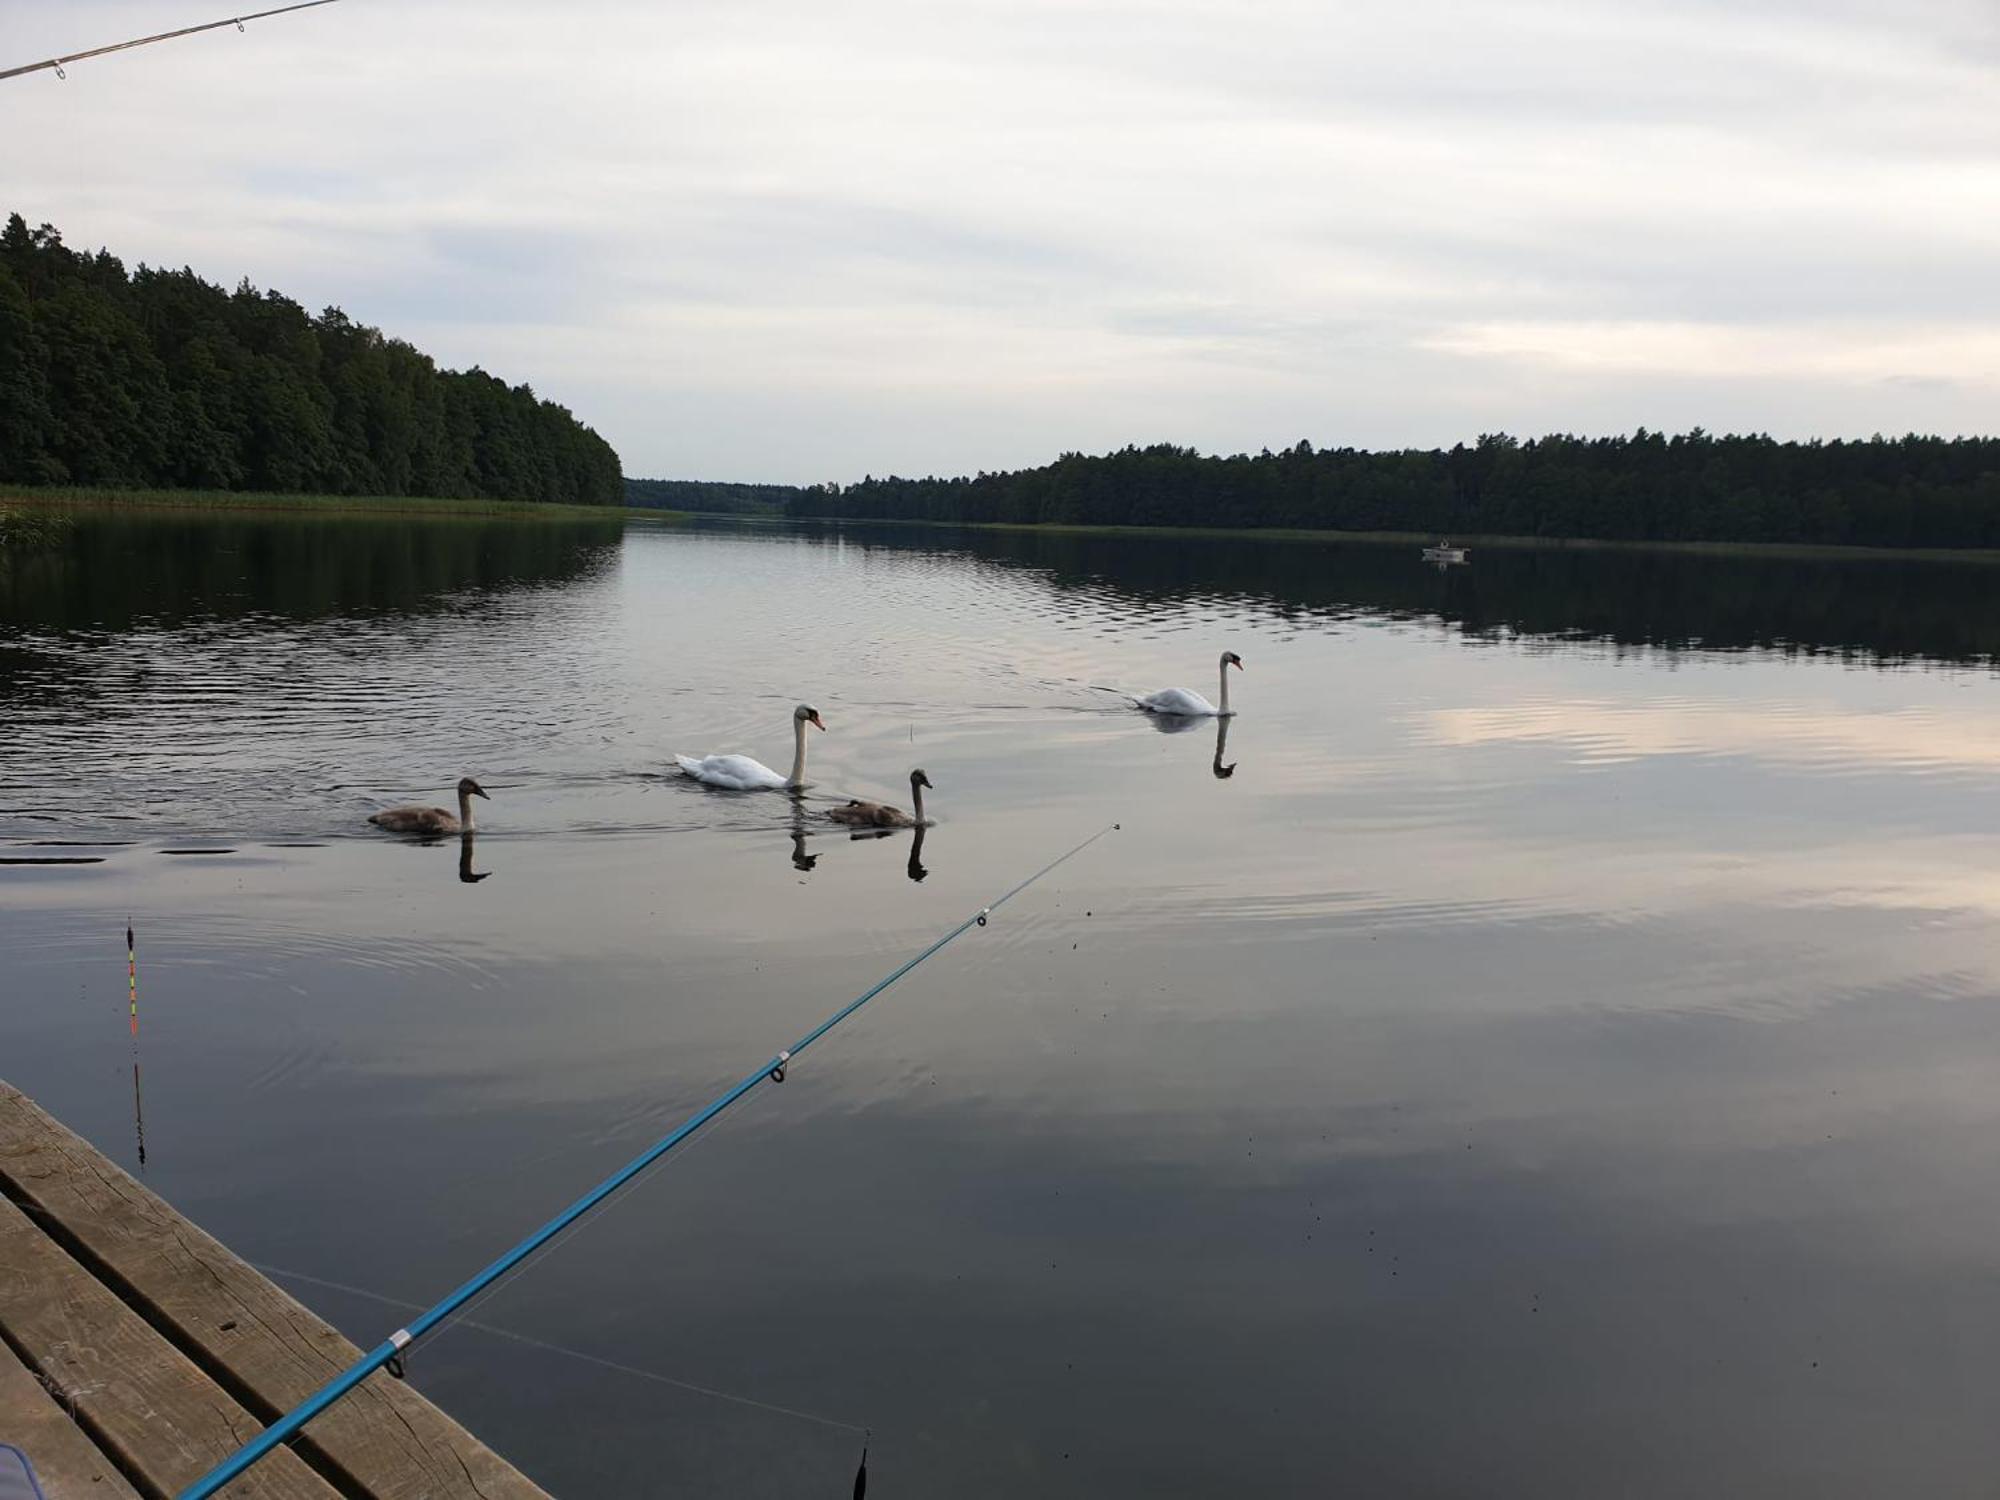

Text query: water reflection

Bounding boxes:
[1425,697,2000,776]
[0,508,621,632]
[458,833,491,885]
[784,519,2000,667]
[783,789,940,883]
[129,919,147,1170]
[131,1058,147,1169]
[12,509,2000,1498]
[788,793,819,874]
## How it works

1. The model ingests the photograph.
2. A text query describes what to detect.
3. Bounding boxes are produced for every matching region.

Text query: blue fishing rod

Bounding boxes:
[181,823,1118,1500]
[0,1,341,83]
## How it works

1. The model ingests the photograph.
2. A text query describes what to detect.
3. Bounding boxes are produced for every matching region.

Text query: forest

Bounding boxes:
[623,477,801,515]
[0,214,622,505]
[788,434,2000,549]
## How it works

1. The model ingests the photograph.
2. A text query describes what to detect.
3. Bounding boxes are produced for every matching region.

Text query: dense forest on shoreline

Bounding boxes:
[623,477,798,515]
[0,215,621,505]
[788,434,2000,548]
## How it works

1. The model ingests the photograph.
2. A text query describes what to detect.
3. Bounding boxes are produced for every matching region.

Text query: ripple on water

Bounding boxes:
[14,517,2000,1497]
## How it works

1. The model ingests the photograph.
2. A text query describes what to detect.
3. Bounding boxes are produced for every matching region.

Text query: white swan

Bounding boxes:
[1137,652,1242,718]
[675,703,825,789]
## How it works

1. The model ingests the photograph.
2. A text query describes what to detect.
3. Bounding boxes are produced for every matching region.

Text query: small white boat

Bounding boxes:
[1421,540,1469,565]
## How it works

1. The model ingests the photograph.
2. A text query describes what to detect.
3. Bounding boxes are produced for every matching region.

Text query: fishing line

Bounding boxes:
[180,822,1118,1500]
[253,1263,867,1435]
[0,1,341,82]
[416,1086,741,1366]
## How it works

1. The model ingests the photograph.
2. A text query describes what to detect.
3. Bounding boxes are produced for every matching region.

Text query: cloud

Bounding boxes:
[2,0,1996,479]
[1424,321,2000,384]
[1422,697,2000,775]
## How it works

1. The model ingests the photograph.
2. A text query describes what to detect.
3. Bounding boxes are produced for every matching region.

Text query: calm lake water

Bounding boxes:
[7,510,2000,1497]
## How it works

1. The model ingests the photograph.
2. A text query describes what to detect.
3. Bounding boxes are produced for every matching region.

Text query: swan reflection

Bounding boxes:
[788,793,820,872]
[843,819,935,884]
[785,789,936,882]
[823,768,935,881]
[1149,705,1239,776]
[458,832,491,883]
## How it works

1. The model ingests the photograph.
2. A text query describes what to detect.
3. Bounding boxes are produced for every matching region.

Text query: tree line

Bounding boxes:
[623,477,797,515]
[0,214,622,505]
[787,433,2000,548]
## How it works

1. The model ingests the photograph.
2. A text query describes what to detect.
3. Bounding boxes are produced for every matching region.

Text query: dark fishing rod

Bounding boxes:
[0,1,341,83]
[180,822,1118,1500]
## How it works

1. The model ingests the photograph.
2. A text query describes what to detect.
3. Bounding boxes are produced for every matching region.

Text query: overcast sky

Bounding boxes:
[4,0,1995,482]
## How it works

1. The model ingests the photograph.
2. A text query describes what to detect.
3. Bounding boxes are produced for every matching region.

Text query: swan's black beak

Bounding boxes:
[810,713,826,730]
[472,784,490,799]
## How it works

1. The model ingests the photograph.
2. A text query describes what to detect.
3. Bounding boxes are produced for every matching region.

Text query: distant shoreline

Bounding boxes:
[678,510,2000,564]
[14,488,2000,563]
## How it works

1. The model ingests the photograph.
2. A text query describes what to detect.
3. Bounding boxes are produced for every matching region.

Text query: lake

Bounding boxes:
[6,509,2000,1497]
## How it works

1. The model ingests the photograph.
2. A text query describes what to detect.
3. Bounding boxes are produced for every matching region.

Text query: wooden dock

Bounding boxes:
[0,1082,550,1500]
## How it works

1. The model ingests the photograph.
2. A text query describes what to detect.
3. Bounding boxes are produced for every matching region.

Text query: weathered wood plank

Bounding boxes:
[0,1084,549,1500]
[0,1337,143,1500]
[0,1192,337,1500]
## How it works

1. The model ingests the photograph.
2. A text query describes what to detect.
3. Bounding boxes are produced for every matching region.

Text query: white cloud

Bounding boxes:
[1425,321,2000,385]
[2,0,1996,479]
[1422,697,2000,773]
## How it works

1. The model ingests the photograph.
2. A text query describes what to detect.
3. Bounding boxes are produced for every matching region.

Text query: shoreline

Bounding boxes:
[12,488,2000,562]
[692,511,2000,564]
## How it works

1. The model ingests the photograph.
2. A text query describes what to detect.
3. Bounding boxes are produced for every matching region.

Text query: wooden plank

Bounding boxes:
[0,1085,549,1500]
[0,1193,337,1500]
[0,1337,143,1500]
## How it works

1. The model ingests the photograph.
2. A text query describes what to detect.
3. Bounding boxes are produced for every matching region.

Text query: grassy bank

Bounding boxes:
[0,486,673,523]
[0,507,74,548]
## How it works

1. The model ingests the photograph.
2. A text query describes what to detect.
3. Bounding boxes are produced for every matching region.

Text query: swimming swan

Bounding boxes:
[369,777,489,836]
[1137,652,1242,718]
[827,769,932,828]
[676,703,825,789]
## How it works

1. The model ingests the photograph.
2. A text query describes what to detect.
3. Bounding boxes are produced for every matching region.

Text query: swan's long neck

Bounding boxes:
[458,787,476,832]
[911,779,925,824]
[789,717,809,786]
[1218,656,1232,716]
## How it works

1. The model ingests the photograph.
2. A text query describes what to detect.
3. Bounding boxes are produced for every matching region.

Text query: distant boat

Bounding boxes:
[1421,540,1469,565]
